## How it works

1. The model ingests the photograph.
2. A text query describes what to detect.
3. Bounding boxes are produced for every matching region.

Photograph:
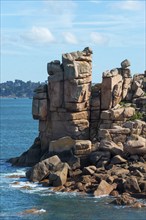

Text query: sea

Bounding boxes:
[0,98,146,220]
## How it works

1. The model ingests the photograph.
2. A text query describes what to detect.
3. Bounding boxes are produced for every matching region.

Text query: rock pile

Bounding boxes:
[8,48,146,207]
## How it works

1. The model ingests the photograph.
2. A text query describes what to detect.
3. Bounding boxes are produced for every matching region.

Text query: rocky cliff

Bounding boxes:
[9,48,146,206]
[33,47,92,151]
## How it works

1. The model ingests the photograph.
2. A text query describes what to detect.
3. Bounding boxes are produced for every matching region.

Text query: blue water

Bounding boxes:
[0,98,146,220]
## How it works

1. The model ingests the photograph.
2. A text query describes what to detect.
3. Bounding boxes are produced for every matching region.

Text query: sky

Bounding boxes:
[1,0,146,83]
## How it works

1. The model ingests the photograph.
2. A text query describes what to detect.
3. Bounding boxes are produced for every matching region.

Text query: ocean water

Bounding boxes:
[0,98,146,220]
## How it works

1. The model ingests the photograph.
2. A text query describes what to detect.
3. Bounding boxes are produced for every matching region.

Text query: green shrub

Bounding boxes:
[129,111,144,121]
[119,100,131,107]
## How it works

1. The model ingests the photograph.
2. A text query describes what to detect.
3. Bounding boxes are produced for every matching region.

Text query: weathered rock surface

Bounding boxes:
[94,180,117,196]
[74,140,92,156]
[99,140,124,156]
[49,162,69,187]
[49,136,75,153]
[101,73,123,110]
[123,176,141,193]
[89,151,111,167]
[26,155,61,182]
[110,155,127,164]
[83,166,97,175]
[32,85,48,120]
[124,135,146,155]
[121,59,131,69]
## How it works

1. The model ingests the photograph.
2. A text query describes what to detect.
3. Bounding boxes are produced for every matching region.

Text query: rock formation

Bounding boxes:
[8,47,146,206]
[33,47,92,152]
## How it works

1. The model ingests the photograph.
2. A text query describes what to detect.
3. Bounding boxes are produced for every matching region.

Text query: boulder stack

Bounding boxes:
[32,47,92,153]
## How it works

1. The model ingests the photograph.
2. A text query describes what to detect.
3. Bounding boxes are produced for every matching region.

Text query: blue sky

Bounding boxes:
[1,0,146,83]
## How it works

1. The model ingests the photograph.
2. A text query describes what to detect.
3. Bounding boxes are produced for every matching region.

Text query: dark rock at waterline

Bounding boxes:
[49,162,69,187]
[26,155,61,182]
[94,180,117,196]
[131,193,146,200]
[111,193,146,208]
[111,193,136,205]
[26,155,69,187]
[8,137,42,167]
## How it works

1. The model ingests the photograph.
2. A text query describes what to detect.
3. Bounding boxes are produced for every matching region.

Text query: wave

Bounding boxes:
[0,164,79,198]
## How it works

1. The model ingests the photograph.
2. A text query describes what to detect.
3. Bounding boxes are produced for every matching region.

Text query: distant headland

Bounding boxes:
[0,80,47,98]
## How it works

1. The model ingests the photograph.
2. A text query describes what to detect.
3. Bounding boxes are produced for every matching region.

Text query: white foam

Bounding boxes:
[9,181,52,196]
[35,209,46,213]
[1,169,26,178]
[10,181,38,188]
[39,190,78,198]
[2,169,78,198]
[94,194,109,198]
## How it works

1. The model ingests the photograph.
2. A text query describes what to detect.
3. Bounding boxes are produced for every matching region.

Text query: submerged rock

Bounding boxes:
[21,208,46,215]
[111,193,146,208]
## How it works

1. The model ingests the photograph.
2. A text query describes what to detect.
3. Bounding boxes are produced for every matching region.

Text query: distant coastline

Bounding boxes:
[0,79,47,98]
[0,96,32,99]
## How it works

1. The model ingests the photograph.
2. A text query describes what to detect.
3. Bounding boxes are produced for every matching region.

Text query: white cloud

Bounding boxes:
[90,32,109,45]
[111,0,143,11]
[63,32,78,44]
[22,26,55,44]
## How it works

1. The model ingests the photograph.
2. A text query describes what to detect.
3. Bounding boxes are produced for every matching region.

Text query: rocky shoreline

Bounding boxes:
[8,47,146,208]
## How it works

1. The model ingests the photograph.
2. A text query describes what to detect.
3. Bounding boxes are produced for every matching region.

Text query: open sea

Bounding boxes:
[0,98,146,220]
